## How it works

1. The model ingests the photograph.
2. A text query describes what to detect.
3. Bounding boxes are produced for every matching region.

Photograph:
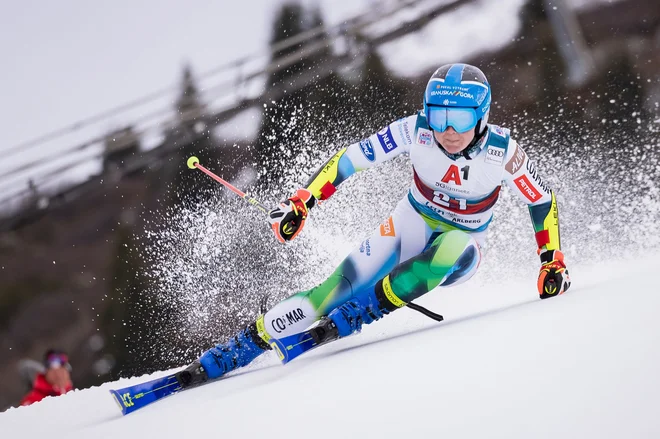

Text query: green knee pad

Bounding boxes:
[386,230,479,303]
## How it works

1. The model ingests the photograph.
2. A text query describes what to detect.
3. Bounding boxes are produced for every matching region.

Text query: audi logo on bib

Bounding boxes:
[485,145,505,165]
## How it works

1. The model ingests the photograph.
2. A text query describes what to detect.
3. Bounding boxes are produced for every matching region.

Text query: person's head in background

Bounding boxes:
[43,349,72,391]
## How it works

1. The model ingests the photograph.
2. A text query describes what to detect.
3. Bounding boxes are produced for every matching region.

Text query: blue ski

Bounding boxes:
[269,318,340,364]
[269,331,318,364]
[110,319,341,415]
[111,332,325,416]
[110,374,182,415]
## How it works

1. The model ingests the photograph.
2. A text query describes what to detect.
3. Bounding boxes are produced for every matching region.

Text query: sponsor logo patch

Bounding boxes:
[526,160,551,194]
[493,125,508,138]
[417,128,433,146]
[435,84,471,92]
[397,120,412,145]
[379,216,395,237]
[505,142,527,175]
[430,89,475,99]
[441,164,462,185]
[359,239,372,256]
[359,139,375,162]
[269,308,307,334]
[514,175,542,202]
[377,126,397,153]
[485,145,505,166]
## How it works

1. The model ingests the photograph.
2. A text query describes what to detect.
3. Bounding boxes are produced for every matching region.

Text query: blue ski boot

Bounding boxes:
[326,282,393,338]
[198,322,271,380]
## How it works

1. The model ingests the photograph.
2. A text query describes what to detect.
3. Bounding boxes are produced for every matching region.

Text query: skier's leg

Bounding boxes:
[328,228,481,337]
[197,198,430,379]
[261,197,431,336]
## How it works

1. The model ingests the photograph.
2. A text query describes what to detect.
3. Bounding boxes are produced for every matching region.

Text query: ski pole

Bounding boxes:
[187,156,444,323]
[186,156,268,214]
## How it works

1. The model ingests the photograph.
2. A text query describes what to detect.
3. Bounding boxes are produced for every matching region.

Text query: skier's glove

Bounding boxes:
[537,250,571,299]
[267,188,316,243]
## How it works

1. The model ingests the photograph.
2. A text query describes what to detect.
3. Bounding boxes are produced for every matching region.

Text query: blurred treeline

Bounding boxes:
[0,0,658,411]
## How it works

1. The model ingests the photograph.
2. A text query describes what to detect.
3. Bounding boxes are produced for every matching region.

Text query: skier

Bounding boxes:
[181,63,571,385]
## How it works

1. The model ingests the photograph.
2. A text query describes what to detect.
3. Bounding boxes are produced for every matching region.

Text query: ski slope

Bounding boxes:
[2,253,659,438]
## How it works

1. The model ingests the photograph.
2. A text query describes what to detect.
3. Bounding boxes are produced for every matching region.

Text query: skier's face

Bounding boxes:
[434,127,474,154]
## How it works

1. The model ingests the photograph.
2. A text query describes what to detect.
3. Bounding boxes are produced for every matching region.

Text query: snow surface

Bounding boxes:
[2,253,659,438]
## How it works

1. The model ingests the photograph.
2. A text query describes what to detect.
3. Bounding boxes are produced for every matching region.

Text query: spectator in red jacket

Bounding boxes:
[20,349,73,406]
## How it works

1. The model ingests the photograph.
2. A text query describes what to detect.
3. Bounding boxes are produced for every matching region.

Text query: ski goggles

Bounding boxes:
[427,106,479,133]
[46,353,72,371]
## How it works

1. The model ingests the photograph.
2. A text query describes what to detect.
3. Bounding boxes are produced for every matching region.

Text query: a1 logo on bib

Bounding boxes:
[485,145,505,166]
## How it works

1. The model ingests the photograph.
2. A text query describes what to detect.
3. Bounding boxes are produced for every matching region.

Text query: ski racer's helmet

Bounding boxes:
[423,63,491,136]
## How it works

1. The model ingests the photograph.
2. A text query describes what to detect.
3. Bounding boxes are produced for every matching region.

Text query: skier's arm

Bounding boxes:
[267,116,415,243]
[305,115,415,201]
[501,141,559,251]
[502,140,571,297]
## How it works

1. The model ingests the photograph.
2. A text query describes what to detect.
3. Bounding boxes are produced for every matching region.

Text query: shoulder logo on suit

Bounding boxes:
[505,142,527,174]
[416,128,433,147]
[359,139,375,162]
[492,125,509,138]
[396,120,412,145]
[377,126,398,153]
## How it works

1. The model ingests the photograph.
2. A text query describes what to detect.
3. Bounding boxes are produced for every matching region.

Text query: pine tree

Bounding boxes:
[257,4,306,188]
[258,3,340,189]
[518,0,564,114]
[354,49,411,133]
[167,64,220,209]
[175,64,206,129]
[302,5,343,144]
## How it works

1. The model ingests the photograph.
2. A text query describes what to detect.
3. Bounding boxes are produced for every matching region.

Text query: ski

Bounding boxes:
[110,318,341,415]
[110,361,208,415]
[110,374,181,415]
[269,316,340,364]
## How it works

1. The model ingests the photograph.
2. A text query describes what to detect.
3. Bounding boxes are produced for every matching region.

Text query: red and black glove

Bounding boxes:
[538,250,571,299]
[267,188,316,243]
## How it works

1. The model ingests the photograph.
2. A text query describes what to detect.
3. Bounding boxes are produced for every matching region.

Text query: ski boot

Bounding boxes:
[175,360,209,389]
[322,280,396,340]
[196,321,272,380]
